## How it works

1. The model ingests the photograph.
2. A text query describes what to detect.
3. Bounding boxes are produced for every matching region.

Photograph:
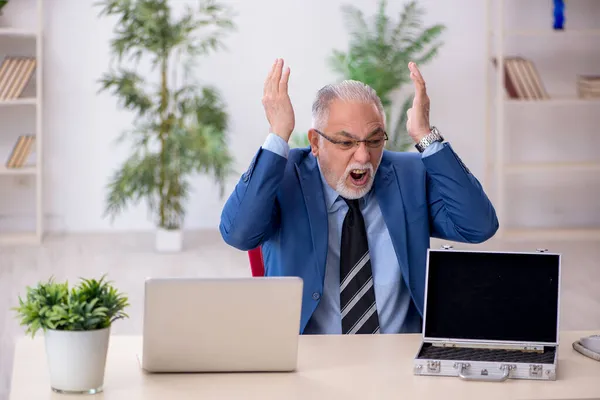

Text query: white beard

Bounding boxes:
[335,162,375,200]
[317,151,383,200]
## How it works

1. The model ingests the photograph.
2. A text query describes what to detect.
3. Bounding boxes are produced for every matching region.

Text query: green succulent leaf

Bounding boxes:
[12,275,130,338]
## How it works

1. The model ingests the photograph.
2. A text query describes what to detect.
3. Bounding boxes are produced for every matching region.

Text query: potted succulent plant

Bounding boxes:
[12,275,129,394]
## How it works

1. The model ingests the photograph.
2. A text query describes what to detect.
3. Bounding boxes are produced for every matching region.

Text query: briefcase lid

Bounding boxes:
[422,248,561,346]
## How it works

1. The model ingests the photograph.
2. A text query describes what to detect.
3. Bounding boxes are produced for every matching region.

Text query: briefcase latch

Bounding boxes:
[426,360,440,373]
[529,364,543,377]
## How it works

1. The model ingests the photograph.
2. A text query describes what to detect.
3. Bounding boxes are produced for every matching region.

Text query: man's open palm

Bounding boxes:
[262,58,295,141]
[406,62,431,142]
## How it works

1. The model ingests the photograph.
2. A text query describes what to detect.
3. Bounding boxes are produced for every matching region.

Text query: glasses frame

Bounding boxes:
[314,129,388,150]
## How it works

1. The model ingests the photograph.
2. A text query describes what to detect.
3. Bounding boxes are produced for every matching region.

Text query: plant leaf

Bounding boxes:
[95,0,237,229]
[12,275,130,336]
[328,0,445,151]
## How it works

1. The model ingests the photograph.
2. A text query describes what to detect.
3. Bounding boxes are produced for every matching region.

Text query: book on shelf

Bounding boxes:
[0,56,37,101]
[492,56,549,100]
[577,75,600,99]
[5,135,35,168]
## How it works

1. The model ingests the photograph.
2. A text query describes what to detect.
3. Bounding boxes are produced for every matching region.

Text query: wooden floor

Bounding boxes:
[1,230,599,399]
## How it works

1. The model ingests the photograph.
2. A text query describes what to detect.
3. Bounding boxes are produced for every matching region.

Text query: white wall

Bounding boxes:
[0,0,598,234]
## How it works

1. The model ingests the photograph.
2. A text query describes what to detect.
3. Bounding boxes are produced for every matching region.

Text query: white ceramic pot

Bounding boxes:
[44,327,110,394]
[155,227,182,252]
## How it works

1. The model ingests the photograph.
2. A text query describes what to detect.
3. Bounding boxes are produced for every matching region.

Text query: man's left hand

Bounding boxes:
[406,62,431,143]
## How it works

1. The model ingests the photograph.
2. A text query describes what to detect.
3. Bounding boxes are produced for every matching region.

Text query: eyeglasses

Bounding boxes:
[314,129,388,151]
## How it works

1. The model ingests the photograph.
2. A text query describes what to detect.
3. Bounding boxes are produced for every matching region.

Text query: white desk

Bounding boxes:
[9,330,600,399]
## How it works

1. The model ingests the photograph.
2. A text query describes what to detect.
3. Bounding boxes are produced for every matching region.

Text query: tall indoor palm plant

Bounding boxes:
[96,0,235,251]
[329,0,445,151]
[0,1,9,15]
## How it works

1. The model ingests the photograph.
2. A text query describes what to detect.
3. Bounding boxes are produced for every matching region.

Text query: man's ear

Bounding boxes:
[308,129,320,156]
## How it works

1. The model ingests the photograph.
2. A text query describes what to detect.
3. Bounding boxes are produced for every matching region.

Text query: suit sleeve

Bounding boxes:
[219,135,289,251]
[422,142,499,243]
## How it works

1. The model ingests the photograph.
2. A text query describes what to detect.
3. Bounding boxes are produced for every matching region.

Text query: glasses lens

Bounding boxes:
[367,139,385,148]
[338,140,355,150]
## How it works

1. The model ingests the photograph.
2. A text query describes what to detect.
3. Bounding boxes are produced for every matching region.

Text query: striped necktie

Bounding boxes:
[340,198,380,334]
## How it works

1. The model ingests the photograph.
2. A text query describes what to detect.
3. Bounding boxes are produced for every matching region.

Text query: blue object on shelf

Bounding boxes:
[553,0,565,30]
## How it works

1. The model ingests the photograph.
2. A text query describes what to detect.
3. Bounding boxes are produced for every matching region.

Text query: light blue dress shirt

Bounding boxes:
[261,133,443,334]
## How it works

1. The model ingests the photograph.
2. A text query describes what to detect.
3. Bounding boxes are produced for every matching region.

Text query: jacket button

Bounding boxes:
[312,292,320,300]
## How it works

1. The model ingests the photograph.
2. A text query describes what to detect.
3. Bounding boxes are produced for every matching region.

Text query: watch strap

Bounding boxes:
[415,127,443,153]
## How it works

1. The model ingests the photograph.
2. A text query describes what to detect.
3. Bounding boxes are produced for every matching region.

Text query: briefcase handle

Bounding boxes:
[454,362,515,382]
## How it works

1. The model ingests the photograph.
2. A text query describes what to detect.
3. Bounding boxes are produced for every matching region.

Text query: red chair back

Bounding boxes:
[247,247,265,277]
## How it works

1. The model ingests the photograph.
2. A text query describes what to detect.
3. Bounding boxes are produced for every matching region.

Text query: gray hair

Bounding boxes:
[311,80,386,131]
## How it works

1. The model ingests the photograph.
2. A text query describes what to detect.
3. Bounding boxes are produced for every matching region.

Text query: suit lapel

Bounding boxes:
[295,154,328,283]
[374,153,411,284]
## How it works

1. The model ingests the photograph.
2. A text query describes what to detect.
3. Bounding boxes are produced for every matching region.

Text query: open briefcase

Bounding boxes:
[413,246,561,382]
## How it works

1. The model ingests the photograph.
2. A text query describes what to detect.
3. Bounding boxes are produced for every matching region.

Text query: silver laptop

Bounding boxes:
[141,276,303,373]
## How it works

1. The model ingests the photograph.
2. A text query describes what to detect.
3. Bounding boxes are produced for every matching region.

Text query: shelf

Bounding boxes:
[505,162,600,173]
[501,228,600,241]
[0,232,40,245]
[501,29,600,37]
[505,97,600,105]
[0,98,37,106]
[0,28,37,38]
[486,0,600,240]
[0,165,37,176]
[0,0,44,246]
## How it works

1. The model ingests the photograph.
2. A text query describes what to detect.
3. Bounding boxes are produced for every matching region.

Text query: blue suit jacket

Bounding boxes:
[219,143,499,333]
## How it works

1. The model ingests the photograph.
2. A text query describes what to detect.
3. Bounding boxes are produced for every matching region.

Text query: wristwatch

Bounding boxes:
[415,126,444,153]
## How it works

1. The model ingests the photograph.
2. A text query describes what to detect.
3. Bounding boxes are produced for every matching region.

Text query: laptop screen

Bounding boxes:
[423,250,560,344]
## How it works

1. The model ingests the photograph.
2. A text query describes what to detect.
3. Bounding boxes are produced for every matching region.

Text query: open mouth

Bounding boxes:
[348,169,369,186]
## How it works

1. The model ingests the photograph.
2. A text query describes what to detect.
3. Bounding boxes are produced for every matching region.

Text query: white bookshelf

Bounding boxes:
[0,0,44,245]
[0,27,37,38]
[485,0,600,241]
[501,28,600,37]
[0,97,37,106]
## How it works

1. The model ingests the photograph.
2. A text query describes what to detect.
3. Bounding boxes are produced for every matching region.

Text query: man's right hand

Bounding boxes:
[262,58,295,142]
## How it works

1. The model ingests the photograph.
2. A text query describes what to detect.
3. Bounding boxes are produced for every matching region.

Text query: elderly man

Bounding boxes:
[219,58,498,335]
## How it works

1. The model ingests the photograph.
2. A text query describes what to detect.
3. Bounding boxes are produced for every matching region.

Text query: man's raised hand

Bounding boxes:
[405,61,431,143]
[262,58,295,142]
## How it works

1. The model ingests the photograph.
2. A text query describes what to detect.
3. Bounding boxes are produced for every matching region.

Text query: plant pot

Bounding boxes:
[155,227,182,252]
[44,327,110,394]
